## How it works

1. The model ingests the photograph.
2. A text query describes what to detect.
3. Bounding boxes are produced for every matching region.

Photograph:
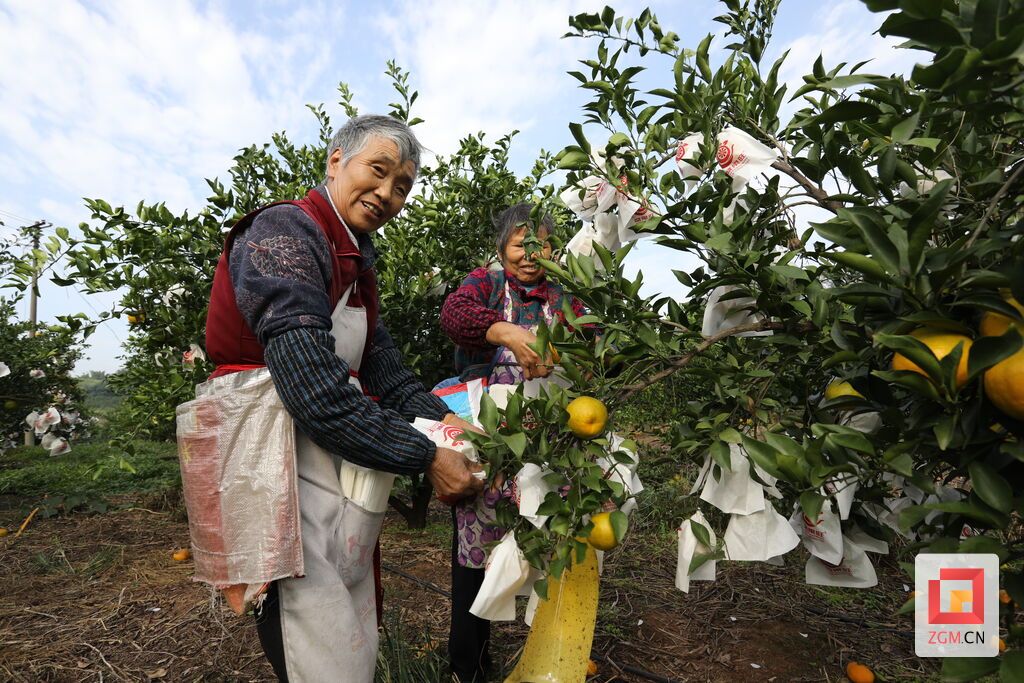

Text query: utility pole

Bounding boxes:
[23,220,50,447]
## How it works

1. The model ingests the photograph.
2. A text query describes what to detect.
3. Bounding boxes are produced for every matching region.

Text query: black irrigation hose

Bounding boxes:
[381,562,679,683]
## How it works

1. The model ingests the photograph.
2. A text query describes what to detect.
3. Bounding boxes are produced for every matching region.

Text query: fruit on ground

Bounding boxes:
[1000,589,1012,604]
[824,380,863,400]
[891,328,973,388]
[566,396,608,440]
[845,661,875,683]
[979,292,1024,337]
[0,527,7,537]
[587,512,621,551]
[984,350,1024,420]
[1000,638,1007,652]
[587,659,598,676]
[172,548,191,562]
[3,400,16,410]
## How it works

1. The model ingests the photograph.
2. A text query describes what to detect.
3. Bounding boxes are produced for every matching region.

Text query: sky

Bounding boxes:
[0,0,920,373]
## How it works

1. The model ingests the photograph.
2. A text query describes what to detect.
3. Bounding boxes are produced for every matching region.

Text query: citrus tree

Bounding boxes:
[0,298,86,455]
[461,2,1023,678]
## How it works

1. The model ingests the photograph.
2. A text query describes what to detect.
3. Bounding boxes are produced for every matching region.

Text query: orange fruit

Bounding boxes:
[566,396,607,440]
[999,638,1007,652]
[172,548,191,562]
[891,328,973,388]
[0,527,8,537]
[824,380,863,400]
[979,292,1024,337]
[1000,589,1012,604]
[985,350,1024,420]
[587,659,598,676]
[587,512,621,551]
[846,661,875,683]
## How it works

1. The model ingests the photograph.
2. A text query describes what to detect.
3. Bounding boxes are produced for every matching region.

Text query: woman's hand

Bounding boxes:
[486,322,552,379]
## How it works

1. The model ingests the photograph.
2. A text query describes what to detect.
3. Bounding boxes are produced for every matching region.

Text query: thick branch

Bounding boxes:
[771,159,841,213]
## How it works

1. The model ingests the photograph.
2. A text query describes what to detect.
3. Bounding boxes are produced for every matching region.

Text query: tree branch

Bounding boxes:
[771,159,841,213]
[964,159,1024,249]
[616,319,789,404]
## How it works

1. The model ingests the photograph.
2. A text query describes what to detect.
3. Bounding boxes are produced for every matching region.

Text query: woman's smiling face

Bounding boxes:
[325,136,416,233]
[502,225,552,284]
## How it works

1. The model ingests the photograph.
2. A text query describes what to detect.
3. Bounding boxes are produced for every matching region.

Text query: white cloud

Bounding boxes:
[373,1,622,157]
[776,1,919,86]
[0,0,329,216]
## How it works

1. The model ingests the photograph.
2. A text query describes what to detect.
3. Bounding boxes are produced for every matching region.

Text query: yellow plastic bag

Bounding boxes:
[504,545,599,683]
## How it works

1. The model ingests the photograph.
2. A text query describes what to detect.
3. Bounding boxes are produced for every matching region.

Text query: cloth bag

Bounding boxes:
[175,368,303,613]
[514,463,557,529]
[701,285,773,339]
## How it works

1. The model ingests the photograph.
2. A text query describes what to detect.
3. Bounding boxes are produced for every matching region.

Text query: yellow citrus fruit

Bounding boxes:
[985,350,1024,420]
[172,548,191,562]
[891,328,973,388]
[0,527,8,537]
[127,313,145,325]
[979,292,1024,337]
[824,380,863,400]
[586,659,598,676]
[587,512,621,551]
[566,396,607,440]
[845,661,875,683]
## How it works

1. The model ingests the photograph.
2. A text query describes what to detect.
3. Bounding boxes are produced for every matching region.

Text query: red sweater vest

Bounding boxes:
[205,188,379,377]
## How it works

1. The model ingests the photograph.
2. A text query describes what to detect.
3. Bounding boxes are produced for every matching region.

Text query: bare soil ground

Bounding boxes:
[0,489,937,683]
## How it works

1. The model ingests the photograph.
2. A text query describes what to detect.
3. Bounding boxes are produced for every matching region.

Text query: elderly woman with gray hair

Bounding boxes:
[440,203,586,682]
[200,115,484,682]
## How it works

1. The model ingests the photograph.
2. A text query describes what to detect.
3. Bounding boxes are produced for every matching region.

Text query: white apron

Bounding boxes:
[276,281,392,683]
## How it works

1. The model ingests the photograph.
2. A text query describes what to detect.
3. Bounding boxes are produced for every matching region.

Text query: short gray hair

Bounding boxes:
[494,203,555,259]
[324,115,423,180]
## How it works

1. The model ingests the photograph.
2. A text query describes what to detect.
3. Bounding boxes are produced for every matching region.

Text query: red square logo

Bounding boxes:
[928,567,985,625]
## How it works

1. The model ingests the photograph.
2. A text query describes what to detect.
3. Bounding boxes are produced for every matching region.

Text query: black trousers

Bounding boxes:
[449,507,492,682]
[254,582,290,682]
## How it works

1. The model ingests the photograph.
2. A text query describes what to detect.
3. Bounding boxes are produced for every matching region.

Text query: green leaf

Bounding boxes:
[940,657,1000,682]
[809,101,881,126]
[800,491,825,522]
[569,123,590,152]
[719,427,743,444]
[826,251,889,281]
[709,440,732,471]
[891,110,920,143]
[690,519,712,548]
[742,436,784,480]
[610,510,628,543]
[874,333,945,385]
[1001,652,1024,683]
[557,149,592,170]
[533,577,548,601]
[967,461,1013,515]
[499,432,528,458]
[478,392,499,433]
[967,327,1022,381]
